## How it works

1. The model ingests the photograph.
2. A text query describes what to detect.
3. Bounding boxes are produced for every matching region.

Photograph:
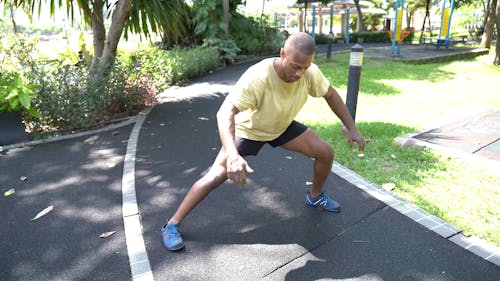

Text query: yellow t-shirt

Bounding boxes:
[226,58,330,141]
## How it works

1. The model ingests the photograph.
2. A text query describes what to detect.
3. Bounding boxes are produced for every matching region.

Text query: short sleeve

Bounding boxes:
[306,64,330,98]
[226,77,258,112]
[226,62,268,111]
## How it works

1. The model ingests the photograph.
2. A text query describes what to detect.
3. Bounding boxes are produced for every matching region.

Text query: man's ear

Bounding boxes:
[279,48,285,58]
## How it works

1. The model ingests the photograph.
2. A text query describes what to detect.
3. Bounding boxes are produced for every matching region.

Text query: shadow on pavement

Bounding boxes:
[0,127,133,280]
[134,93,500,280]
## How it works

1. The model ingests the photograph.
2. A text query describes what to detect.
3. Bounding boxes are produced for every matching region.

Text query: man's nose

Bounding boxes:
[295,69,305,77]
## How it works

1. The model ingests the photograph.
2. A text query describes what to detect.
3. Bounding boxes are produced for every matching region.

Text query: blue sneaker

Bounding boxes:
[161,223,185,252]
[306,192,341,213]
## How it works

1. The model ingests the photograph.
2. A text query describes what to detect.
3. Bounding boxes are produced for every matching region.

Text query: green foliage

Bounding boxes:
[125,44,220,90]
[349,31,391,43]
[0,35,40,117]
[0,71,40,117]
[230,14,285,56]
[192,0,240,61]
[29,59,146,134]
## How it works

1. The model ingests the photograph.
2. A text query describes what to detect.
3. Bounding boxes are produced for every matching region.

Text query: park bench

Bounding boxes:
[422,35,467,49]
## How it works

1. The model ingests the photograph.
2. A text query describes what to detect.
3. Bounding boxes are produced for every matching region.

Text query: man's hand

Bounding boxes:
[227,154,254,187]
[347,128,366,152]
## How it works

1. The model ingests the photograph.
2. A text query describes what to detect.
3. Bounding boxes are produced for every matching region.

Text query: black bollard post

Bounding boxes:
[346,44,364,121]
[326,32,333,59]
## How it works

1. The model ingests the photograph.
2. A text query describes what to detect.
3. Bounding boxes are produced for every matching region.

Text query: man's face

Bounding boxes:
[280,48,314,82]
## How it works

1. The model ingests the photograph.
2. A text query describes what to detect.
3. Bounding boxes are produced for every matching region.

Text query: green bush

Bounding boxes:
[0,70,40,117]
[349,31,390,43]
[0,35,41,118]
[2,35,223,136]
[348,31,414,43]
[230,14,285,56]
[126,45,220,90]
[29,60,146,134]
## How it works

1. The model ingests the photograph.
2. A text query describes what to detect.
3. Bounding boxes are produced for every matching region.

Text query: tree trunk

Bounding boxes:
[9,6,18,34]
[91,0,105,69]
[480,0,497,49]
[223,0,230,37]
[99,0,132,71]
[495,0,500,64]
[304,1,308,32]
[482,0,491,32]
[419,0,431,43]
[354,0,365,32]
[260,0,265,28]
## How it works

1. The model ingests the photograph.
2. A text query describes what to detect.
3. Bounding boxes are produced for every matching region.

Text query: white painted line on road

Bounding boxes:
[122,108,155,281]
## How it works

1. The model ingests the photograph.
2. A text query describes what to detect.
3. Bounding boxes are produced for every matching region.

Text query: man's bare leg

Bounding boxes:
[280,128,334,197]
[168,151,229,225]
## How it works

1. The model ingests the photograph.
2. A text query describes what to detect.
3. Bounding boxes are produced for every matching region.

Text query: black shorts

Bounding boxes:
[235,121,308,156]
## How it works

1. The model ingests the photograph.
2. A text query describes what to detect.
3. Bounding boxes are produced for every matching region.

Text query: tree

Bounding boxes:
[418,0,436,42]
[223,0,230,37]
[1,0,30,34]
[406,0,427,29]
[353,0,366,31]
[494,0,499,64]
[4,0,189,71]
[480,0,497,49]
[296,0,332,32]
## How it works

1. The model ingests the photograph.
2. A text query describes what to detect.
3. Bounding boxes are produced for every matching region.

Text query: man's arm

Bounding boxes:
[216,99,253,187]
[323,86,366,151]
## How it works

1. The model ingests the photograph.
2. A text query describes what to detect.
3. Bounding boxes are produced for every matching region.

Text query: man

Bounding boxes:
[162,32,365,252]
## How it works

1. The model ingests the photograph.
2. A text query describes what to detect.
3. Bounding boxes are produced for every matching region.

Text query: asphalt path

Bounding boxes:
[1,56,499,280]
[0,125,134,281]
[134,62,500,280]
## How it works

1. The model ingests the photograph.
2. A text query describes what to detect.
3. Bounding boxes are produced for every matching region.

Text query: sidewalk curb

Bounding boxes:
[122,107,155,281]
[331,161,500,267]
[0,117,137,152]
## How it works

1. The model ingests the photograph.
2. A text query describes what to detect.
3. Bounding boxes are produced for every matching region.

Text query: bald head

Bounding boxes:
[284,32,315,56]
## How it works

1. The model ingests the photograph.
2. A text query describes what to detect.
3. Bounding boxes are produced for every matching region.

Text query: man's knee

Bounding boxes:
[204,164,228,186]
[320,144,334,164]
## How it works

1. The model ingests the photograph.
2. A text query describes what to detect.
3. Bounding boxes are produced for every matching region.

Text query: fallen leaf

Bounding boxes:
[31,205,54,221]
[20,176,28,181]
[4,188,15,196]
[100,231,116,238]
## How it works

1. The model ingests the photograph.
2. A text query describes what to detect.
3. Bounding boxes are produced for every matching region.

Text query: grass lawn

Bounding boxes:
[297,49,500,246]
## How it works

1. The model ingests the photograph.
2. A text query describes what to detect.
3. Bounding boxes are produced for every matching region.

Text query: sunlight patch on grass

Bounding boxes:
[304,52,500,246]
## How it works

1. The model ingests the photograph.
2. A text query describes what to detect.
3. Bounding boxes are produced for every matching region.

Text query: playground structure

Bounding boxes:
[390,0,406,56]
[281,1,386,42]
[388,0,455,55]
[431,0,456,48]
[275,0,457,57]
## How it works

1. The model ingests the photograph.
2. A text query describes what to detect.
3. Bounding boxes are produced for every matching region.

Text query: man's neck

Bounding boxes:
[273,58,287,82]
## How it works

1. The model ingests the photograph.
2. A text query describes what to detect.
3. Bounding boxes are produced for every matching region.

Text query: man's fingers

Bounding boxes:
[245,164,254,174]
[228,171,247,187]
[358,140,366,152]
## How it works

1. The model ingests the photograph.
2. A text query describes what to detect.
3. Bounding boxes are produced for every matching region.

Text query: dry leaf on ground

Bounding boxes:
[31,205,54,221]
[100,231,116,238]
[4,188,15,196]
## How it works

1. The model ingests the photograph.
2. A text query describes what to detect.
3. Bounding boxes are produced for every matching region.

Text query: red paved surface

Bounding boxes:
[414,110,500,161]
